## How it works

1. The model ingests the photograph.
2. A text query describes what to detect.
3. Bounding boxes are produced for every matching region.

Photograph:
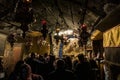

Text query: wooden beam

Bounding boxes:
[95,4,120,32]
[90,16,103,33]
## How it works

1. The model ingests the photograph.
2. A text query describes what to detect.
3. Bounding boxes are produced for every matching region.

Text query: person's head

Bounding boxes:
[44,53,48,58]
[38,55,45,62]
[64,56,72,63]
[54,59,65,70]
[14,60,25,73]
[77,54,85,62]
[19,63,32,80]
[48,54,55,62]
[30,52,36,59]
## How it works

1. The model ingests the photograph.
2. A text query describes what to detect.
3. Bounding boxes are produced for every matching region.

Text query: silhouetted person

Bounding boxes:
[25,52,46,77]
[63,56,73,71]
[46,55,55,73]
[8,60,25,80]
[48,59,76,80]
[38,55,46,63]
[89,59,99,80]
[25,52,37,73]
[20,63,43,80]
[9,61,43,80]
[74,54,91,80]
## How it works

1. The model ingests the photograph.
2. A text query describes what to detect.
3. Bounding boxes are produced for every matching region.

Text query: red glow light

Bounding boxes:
[41,20,47,25]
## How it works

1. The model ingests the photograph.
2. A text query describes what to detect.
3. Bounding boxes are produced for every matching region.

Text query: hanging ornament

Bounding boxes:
[15,0,34,24]
[7,33,16,48]
[81,24,87,31]
[20,23,29,38]
[41,20,48,40]
[79,24,90,46]
[41,19,47,25]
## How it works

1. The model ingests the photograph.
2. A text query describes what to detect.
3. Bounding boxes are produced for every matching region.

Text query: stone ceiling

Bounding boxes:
[0,0,119,32]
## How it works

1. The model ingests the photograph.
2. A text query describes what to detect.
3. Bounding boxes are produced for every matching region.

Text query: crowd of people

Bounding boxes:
[5,52,102,80]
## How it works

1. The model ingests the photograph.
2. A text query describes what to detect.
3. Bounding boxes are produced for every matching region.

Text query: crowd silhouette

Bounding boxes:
[5,52,103,80]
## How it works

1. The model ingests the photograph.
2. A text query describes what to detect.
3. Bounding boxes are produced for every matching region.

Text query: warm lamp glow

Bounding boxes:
[56,28,60,33]
[26,0,29,1]
[64,30,73,35]
[23,0,32,3]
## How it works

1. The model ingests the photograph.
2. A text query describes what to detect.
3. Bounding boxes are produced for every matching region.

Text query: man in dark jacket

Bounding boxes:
[48,59,76,80]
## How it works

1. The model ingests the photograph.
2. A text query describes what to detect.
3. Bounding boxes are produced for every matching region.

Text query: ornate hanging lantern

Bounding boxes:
[81,24,87,31]
[15,0,34,24]
[7,33,16,48]
[41,20,48,40]
[20,23,29,38]
[79,24,90,46]
[41,19,47,25]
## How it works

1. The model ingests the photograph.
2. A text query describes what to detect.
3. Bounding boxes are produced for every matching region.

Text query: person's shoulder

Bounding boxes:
[32,74,44,80]
[65,69,74,75]
[65,69,73,72]
[48,70,56,75]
